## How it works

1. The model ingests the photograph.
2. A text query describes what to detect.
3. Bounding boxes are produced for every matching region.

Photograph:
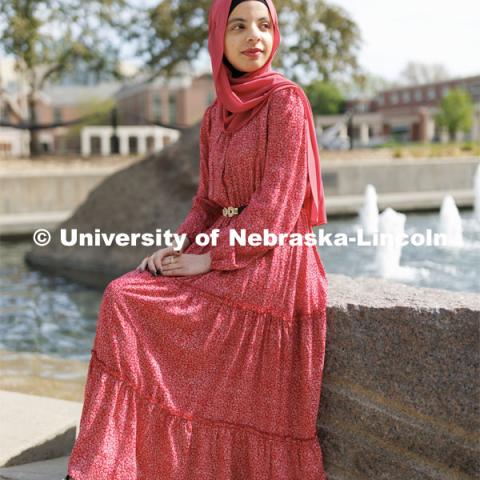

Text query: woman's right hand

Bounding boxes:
[136,236,191,275]
[136,246,182,275]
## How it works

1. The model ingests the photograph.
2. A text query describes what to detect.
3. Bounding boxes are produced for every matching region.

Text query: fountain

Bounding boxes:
[438,195,464,247]
[375,207,407,277]
[358,184,379,236]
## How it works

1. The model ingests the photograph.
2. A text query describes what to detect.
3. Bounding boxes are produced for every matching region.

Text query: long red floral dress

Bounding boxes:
[67,87,329,480]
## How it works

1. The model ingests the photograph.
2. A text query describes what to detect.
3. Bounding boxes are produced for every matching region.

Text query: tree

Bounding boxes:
[334,70,394,100]
[66,97,116,135]
[435,88,474,141]
[398,61,451,86]
[304,80,344,115]
[0,0,127,157]
[127,0,362,82]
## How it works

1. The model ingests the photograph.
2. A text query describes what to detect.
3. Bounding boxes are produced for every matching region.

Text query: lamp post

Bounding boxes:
[110,107,119,154]
[347,109,354,150]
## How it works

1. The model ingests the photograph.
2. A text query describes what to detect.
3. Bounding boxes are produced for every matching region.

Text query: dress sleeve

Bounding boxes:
[175,105,218,244]
[209,88,308,271]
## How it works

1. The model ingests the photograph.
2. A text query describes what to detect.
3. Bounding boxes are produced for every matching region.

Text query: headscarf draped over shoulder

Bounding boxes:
[208,0,327,226]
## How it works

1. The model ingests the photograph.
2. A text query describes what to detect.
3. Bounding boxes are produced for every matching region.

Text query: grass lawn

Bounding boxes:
[373,140,480,158]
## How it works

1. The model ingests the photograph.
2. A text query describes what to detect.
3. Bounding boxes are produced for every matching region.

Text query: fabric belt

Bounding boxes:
[222,205,247,217]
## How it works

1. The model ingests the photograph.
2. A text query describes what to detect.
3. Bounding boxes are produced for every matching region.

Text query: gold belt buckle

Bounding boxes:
[222,206,238,217]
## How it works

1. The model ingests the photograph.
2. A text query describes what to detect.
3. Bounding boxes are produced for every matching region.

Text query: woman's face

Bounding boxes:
[224,1,273,73]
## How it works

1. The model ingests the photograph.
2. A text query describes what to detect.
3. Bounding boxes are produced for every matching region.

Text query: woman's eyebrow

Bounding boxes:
[227,16,270,24]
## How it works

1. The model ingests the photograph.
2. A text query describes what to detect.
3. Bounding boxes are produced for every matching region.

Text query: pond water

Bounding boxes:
[319,208,480,293]
[1,209,478,385]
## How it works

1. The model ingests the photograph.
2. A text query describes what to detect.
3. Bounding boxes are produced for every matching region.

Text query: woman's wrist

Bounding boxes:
[179,235,191,253]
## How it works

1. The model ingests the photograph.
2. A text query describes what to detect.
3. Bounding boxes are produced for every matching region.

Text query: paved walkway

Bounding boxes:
[0,456,69,480]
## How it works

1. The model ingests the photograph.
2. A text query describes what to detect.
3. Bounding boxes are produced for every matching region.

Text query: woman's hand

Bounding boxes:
[136,243,212,277]
[160,252,212,276]
[136,246,181,275]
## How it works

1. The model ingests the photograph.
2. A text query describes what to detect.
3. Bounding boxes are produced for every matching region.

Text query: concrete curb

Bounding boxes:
[0,390,82,469]
[0,455,69,480]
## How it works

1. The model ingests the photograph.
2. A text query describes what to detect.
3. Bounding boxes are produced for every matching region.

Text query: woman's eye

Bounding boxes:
[232,23,270,30]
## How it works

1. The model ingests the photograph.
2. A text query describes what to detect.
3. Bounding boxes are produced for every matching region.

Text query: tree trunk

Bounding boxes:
[449,127,456,143]
[28,93,41,157]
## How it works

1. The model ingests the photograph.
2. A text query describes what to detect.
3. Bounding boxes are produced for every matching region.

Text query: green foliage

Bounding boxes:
[370,141,480,158]
[304,80,344,114]
[393,147,403,158]
[0,0,126,88]
[0,0,127,155]
[127,0,362,81]
[435,88,474,141]
[0,0,365,155]
[461,141,477,151]
[66,98,117,138]
[377,139,402,148]
[335,71,395,100]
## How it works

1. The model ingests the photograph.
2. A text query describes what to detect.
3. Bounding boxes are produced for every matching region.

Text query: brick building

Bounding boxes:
[0,56,215,157]
[316,74,480,148]
[115,72,215,128]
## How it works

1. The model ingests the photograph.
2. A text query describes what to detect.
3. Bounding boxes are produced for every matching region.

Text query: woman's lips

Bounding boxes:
[243,50,262,58]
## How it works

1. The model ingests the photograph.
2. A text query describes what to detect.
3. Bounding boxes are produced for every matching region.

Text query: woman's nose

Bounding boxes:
[248,31,260,42]
[246,26,262,42]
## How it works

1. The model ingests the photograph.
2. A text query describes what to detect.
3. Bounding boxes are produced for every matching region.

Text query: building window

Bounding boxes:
[442,86,450,97]
[153,94,162,122]
[128,136,138,154]
[468,84,480,97]
[402,91,411,103]
[168,93,176,124]
[355,102,368,112]
[90,136,101,155]
[54,107,62,123]
[427,87,436,100]
[146,136,155,153]
[376,95,384,106]
[390,93,399,104]
[415,89,423,102]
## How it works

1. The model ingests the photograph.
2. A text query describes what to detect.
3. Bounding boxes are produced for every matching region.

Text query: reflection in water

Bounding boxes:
[0,349,87,402]
[0,240,101,362]
[0,241,102,398]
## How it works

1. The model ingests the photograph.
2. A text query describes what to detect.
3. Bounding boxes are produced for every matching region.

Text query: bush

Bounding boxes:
[461,142,474,151]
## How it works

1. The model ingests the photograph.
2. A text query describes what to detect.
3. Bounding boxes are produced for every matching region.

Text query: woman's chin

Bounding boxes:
[234,60,266,73]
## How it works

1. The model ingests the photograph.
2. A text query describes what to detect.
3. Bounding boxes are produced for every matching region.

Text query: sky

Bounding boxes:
[189,0,480,84]
[5,0,477,85]
[329,0,480,81]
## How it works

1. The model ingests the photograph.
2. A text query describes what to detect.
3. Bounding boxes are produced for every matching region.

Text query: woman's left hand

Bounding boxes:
[159,252,212,276]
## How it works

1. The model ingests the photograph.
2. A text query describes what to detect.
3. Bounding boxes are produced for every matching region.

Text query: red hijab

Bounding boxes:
[207,0,327,226]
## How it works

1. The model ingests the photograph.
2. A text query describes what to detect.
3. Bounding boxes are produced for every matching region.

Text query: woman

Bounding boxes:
[65,0,328,478]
